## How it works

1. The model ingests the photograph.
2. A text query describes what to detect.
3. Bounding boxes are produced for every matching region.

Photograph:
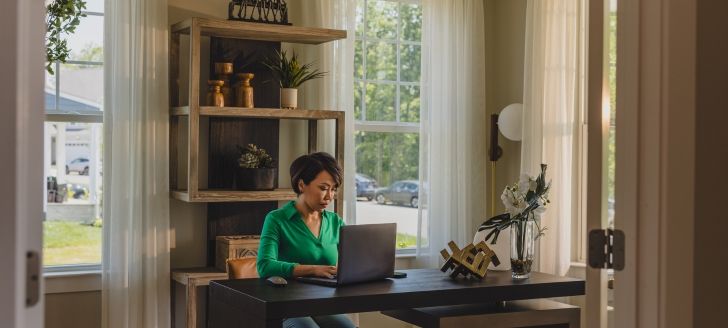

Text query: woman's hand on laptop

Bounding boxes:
[293,265,338,278]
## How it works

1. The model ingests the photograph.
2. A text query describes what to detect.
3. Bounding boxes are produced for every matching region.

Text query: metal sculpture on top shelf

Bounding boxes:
[228,0,291,25]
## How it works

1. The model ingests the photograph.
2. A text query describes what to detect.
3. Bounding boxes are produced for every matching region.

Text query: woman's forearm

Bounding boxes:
[291,264,316,277]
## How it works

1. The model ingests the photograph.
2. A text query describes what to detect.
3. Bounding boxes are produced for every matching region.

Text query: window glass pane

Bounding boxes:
[57,63,104,114]
[44,122,103,266]
[354,40,364,79]
[355,131,421,249]
[399,85,420,123]
[67,15,104,62]
[366,0,398,40]
[399,3,422,41]
[365,83,395,121]
[354,82,363,120]
[46,68,58,111]
[84,0,104,13]
[400,44,421,82]
[366,41,397,81]
[356,3,365,37]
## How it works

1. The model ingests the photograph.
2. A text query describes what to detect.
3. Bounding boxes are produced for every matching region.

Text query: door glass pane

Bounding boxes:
[44,122,103,266]
[355,131,421,249]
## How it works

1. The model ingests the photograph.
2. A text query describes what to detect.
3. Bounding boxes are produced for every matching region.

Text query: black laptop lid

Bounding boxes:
[336,223,396,285]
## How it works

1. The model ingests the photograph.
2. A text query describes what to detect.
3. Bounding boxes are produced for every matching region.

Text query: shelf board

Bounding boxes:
[171,188,297,203]
[171,106,344,120]
[171,17,346,45]
[172,267,228,286]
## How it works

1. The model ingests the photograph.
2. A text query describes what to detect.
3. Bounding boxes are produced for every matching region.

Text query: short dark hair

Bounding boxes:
[290,152,343,195]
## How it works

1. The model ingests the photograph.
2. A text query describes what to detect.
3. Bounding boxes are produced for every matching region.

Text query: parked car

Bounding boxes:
[66,157,90,175]
[375,180,419,208]
[355,173,378,201]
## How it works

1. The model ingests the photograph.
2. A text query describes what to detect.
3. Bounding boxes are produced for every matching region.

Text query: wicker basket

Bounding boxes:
[215,235,261,272]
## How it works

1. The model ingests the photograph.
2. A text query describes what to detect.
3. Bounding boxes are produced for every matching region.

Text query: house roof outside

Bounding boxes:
[45,65,103,114]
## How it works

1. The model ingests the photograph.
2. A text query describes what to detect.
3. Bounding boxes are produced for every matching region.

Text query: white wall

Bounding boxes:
[484,0,527,216]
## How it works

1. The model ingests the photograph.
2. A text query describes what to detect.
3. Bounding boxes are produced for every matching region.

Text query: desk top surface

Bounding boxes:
[209,268,585,319]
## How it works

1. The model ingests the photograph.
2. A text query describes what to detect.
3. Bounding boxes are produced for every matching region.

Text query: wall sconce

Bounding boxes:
[489,103,523,216]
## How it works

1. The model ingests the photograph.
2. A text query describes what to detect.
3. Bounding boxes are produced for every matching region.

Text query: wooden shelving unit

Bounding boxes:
[169,17,347,328]
[169,18,347,210]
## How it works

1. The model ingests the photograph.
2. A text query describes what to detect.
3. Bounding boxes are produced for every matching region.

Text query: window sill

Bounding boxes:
[44,270,101,294]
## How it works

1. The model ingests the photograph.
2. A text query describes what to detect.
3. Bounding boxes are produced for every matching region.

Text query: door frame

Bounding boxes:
[0,0,46,327]
[607,0,697,327]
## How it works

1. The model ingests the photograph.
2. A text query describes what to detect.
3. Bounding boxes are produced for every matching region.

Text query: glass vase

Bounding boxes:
[510,219,536,279]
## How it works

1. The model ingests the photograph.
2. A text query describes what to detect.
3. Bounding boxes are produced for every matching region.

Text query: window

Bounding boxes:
[354,0,422,252]
[44,0,104,271]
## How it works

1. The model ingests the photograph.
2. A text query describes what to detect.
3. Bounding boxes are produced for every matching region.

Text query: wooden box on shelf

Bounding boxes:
[214,235,261,272]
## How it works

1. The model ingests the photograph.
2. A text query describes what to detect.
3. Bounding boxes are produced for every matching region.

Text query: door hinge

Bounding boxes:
[588,229,625,271]
[26,251,40,307]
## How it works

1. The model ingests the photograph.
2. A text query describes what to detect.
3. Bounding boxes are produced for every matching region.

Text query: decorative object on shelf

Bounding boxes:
[207,80,226,107]
[214,62,234,105]
[215,235,261,272]
[478,164,550,280]
[440,241,499,280]
[228,0,290,25]
[234,73,255,108]
[45,0,87,74]
[262,50,326,109]
[235,144,276,190]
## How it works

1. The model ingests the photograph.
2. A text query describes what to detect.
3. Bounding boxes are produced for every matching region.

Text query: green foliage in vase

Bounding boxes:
[262,50,326,88]
[237,144,274,169]
[46,0,87,74]
[478,164,551,244]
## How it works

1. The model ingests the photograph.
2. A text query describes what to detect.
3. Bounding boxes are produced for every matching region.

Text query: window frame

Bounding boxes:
[43,9,105,273]
[354,0,422,256]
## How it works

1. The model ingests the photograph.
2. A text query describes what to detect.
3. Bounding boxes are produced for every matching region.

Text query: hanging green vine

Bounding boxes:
[45,0,87,74]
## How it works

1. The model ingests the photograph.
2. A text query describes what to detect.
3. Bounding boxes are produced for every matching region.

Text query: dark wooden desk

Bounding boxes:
[208,268,585,328]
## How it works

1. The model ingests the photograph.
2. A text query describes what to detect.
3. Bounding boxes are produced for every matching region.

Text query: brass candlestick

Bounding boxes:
[235,73,255,108]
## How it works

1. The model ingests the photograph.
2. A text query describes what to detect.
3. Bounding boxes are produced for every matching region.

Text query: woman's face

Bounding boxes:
[298,170,338,212]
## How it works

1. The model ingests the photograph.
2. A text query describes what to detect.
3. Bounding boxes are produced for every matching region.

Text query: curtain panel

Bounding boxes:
[521,0,582,276]
[102,0,170,326]
[416,0,487,268]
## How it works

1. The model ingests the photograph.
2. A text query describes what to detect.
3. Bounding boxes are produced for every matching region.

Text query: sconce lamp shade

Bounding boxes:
[498,103,523,141]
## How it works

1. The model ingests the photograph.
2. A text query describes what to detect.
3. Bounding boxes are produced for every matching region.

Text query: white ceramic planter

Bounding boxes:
[280,88,298,109]
[473,227,511,271]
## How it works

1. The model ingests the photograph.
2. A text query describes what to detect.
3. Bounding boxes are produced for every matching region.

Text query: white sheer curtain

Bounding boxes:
[416,0,487,267]
[521,0,582,276]
[292,0,357,224]
[102,0,170,327]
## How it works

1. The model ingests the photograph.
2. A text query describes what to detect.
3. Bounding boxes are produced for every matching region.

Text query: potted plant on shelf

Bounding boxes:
[262,50,326,109]
[478,164,550,279]
[235,144,276,190]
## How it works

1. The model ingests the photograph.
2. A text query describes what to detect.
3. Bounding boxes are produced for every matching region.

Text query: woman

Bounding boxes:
[257,152,356,328]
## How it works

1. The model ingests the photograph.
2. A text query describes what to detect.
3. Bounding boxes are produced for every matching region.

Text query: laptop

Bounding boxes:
[296,223,396,287]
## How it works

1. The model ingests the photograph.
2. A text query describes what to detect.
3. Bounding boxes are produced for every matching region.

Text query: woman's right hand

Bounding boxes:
[293,264,337,278]
[310,265,337,279]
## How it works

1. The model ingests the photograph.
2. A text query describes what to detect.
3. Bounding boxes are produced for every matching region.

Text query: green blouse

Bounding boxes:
[256,201,345,278]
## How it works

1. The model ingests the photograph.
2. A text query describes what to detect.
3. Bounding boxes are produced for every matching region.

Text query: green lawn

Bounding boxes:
[396,232,421,249]
[43,221,102,266]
